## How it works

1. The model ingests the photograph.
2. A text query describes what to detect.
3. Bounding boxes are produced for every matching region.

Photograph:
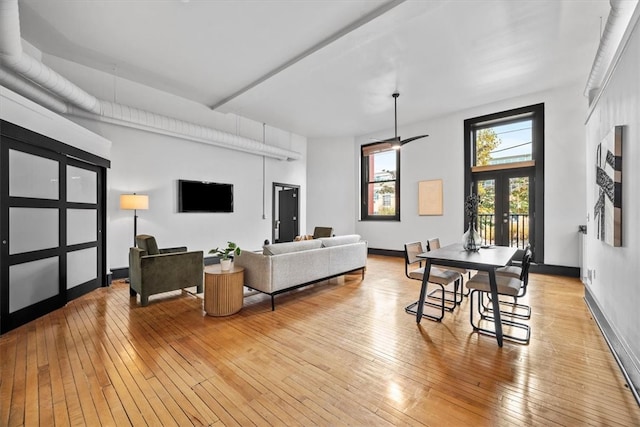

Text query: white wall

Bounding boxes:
[36,53,308,270]
[306,136,357,236]
[69,120,305,269]
[308,82,588,267]
[584,16,640,373]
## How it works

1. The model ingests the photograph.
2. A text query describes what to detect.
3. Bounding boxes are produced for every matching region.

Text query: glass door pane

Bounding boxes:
[477,179,496,246]
[477,179,496,245]
[508,176,530,249]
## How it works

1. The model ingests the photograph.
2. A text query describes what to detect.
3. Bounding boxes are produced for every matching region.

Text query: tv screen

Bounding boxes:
[178,180,234,212]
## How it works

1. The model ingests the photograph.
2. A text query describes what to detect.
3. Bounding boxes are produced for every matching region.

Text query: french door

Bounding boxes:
[1,121,107,334]
[474,170,534,249]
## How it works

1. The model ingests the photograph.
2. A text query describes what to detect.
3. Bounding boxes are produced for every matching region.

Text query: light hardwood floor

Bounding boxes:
[1,255,639,426]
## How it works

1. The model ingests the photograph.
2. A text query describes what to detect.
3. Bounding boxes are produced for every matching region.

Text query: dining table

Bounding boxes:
[415,243,518,347]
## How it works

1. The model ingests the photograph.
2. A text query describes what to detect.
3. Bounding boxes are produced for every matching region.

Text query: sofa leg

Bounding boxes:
[196,284,203,293]
[140,295,149,306]
[271,295,275,311]
[129,286,137,297]
[361,267,366,279]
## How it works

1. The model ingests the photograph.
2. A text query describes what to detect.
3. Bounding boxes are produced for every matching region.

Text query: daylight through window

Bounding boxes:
[361,142,400,221]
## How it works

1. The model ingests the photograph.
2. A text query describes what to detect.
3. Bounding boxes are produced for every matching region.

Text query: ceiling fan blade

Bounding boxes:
[374,136,401,143]
[400,134,429,146]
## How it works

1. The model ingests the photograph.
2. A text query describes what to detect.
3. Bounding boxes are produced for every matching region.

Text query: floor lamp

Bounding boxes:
[120,193,149,247]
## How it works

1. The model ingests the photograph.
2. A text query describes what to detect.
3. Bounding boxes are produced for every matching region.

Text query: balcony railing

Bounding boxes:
[477,213,529,249]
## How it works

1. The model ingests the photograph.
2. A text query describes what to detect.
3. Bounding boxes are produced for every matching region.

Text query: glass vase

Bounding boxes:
[462,221,481,251]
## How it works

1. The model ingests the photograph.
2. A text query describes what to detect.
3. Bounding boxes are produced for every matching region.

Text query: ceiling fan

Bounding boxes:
[377,92,429,148]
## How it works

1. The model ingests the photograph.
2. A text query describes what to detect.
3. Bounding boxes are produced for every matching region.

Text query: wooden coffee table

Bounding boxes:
[203,265,244,316]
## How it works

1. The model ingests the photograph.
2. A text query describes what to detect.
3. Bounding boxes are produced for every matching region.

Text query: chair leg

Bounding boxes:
[482,293,531,320]
[462,272,471,297]
[451,277,463,306]
[469,290,530,345]
[427,277,460,312]
[405,283,445,322]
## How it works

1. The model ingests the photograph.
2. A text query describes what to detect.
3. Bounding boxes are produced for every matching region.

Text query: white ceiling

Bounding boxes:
[18,0,611,139]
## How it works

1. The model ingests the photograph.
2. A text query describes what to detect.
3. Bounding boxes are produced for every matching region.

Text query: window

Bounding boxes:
[464,103,544,262]
[361,141,400,221]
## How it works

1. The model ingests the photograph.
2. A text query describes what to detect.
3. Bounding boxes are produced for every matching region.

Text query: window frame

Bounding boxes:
[464,103,544,262]
[360,141,401,221]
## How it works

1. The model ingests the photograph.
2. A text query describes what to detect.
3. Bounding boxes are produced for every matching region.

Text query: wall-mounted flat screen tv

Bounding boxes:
[178,180,234,212]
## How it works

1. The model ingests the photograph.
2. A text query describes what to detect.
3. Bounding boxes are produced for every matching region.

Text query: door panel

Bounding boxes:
[477,179,498,245]
[506,176,530,248]
[273,184,299,243]
[9,149,59,199]
[1,127,106,334]
[276,188,298,243]
[9,207,59,254]
[67,247,98,289]
[475,171,532,249]
[9,257,60,313]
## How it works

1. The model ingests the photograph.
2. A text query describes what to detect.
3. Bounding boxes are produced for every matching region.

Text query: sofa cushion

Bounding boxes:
[319,234,361,248]
[263,239,323,255]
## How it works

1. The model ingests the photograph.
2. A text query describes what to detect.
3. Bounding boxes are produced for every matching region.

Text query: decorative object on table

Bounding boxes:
[593,125,623,247]
[462,193,481,251]
[120,193,149,246]
[209,241,242,271]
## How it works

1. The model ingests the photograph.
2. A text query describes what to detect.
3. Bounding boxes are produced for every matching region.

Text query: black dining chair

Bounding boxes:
[404,241,462,322]
[465,249,532,344]
[474,244,533,319]
[426,237,470,300]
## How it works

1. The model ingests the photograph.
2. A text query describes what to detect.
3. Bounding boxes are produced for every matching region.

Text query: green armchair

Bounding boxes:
[129,234,203,306]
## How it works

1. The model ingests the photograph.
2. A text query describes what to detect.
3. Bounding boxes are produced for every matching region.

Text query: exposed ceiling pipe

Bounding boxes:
[583,0,638,103]
[0,0,301,161]
[0,67,68,113]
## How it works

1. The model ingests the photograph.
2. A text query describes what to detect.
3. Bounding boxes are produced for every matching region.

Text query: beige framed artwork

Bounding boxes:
[418,179,443,216]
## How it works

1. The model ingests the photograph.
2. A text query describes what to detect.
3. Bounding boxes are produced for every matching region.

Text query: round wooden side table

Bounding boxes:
[204,265,244,316]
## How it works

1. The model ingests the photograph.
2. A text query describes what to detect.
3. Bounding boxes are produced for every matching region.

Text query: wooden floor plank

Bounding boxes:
[7,324,27,426]
[1,255,639,426]
[41,313,71,427]
[0,333,17,427]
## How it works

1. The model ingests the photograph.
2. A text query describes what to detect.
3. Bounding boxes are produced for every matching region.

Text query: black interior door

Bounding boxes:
[273,184,299,243]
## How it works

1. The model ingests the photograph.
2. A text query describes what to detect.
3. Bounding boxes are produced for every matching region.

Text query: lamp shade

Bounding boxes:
[120,194,149,210]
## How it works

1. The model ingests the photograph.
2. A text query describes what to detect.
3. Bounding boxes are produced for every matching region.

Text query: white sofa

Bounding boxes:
[234,234,367,309]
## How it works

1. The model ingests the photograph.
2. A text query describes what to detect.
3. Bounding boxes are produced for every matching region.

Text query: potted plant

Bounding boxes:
[209,241,241,271]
